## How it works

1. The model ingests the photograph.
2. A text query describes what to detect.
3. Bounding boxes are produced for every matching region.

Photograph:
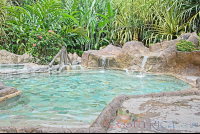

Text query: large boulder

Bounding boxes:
[176,51,192,63]
[115,41,149,68]
[81,51,90,67]
[189,51,200,65]
[0,50,18,64]
[149,43,162,52]
[158,45,177,67]
[0,50,33,64]
[72,52,79,62]
[160,39,181,50]
[18,53,33,63]
[81,45,121,68]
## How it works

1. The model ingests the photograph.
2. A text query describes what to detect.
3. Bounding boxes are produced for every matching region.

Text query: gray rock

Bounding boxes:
[0,50,33,64]
[187,32,199,47]
[0,86,6,90]
[0,86,18,97]
[0,82,5,87]
[196,78,200,88]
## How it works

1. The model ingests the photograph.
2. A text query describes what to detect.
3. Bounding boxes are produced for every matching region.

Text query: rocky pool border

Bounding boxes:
[89,89,200,132]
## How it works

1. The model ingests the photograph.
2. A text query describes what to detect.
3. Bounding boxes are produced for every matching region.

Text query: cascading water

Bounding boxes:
[100,57,107,73]
[102,57,107,69]
[141,56,149,72]
[137,56,149,77]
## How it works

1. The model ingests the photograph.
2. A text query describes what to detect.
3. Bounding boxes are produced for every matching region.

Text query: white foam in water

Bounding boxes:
[123,68,130,75]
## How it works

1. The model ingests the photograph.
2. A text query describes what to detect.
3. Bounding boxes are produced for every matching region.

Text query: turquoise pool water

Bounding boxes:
[0,64,24,70]
[0,69,191,127]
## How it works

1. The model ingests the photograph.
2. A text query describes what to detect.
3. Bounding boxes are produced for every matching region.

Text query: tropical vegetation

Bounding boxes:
[0,0,199,64]
[176,40,198,52]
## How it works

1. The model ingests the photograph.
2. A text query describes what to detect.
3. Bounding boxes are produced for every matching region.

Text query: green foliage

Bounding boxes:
[0,45,4,50]
[176,40,197,52]
[67,48,70,53]
[27,29,64,60]
[1,0,200,65]
[71,48,75,54]
[75,49,80,55]
[199,33,200,46]
[78,51,83,57]
[96,45,100,50]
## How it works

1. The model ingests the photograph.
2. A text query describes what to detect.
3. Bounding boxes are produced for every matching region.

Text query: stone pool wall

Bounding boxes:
[81,32,200,76]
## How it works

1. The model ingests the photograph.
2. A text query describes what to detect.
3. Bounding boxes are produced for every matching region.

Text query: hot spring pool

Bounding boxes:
[0,69,191,128]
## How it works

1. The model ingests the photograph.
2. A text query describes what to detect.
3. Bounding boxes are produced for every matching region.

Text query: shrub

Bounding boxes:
[71,48,75,54]
[12,45,18,54]
[92,46,96,50]
[101,41,109,46]
[79,51,83,57]
[28,28,64,62]
[67,48,70,53]
[0,45,4,50]
[96,45,100,50]
[176,40,197,52]
[75,49,80,55]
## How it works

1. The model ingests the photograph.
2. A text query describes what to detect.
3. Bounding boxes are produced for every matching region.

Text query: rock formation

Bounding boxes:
[81,32,200,76]
[0,82,18,98]
[0,50,33,64]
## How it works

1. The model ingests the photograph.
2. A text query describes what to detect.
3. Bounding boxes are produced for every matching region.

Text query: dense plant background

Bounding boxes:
[0,0,199,63]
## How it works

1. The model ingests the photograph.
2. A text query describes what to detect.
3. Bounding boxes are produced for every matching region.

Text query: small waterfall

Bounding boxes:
[100,56,107,73]
[102,56,107,69]
[141,56,149,72]
[137,56,149,77]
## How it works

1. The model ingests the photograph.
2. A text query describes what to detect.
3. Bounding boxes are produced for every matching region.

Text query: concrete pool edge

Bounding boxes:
[89,89,200,133]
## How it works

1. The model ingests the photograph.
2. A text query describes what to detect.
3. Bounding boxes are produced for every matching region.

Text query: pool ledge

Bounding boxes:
[0,90,22,103]
[90,89,200,132]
